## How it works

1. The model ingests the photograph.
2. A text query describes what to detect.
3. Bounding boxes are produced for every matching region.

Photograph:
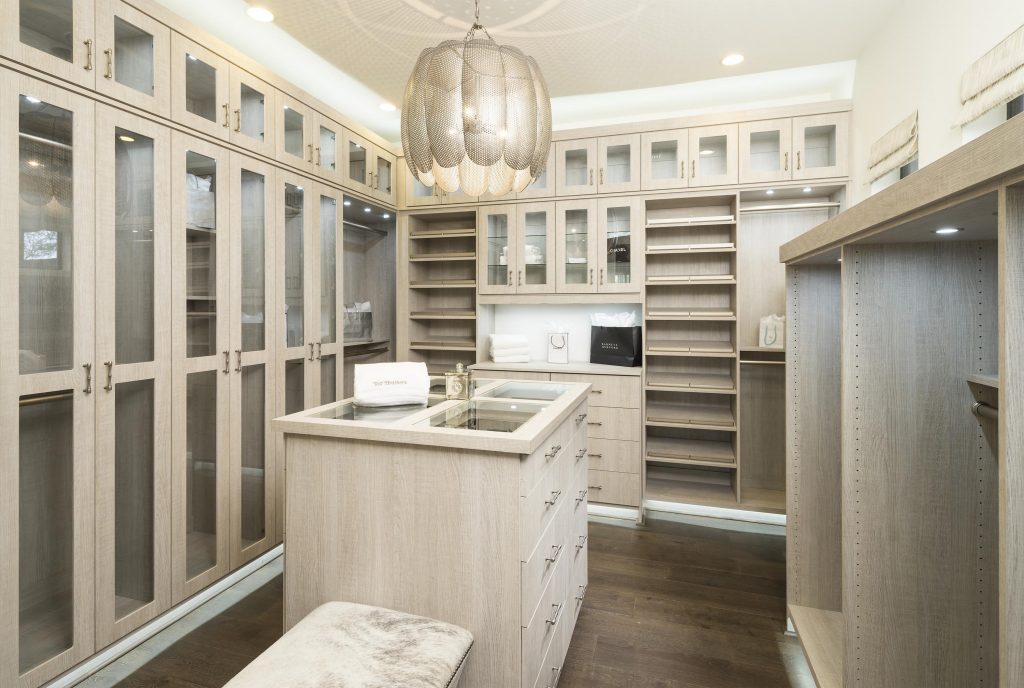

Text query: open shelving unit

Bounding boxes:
[643,194,744,510]
[398,209,480,375]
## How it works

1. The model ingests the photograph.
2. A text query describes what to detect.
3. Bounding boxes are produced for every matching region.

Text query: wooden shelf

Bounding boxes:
[409,279,476,289]
[646,436,736,468]
[470,361,643,377]
[409,229,476,240]
[741,488,786,513]
[645,401,736,431]
[646,339,736,357]
[645,372,736,394]
[410,310,477,320]
[645,470,738,506]
[410,252,476,262]
[646,307,736,322]
[646,276,737,286]
[789,605,844,688]
[410,339,477,352]
[645,217,736,229]
[645,244,736,255]
[344,339,390,349]
[966,373,1000,390]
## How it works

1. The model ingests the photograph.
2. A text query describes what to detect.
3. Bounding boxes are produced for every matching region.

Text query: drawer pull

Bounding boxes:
[544,444,561,459]
[588,484,603,491]
[546,601,565,627]
[546,665,563,688]
[576,534,588,552]
[590,389,603,394]
[575,448,586,461]
[544,543,563,563]
[544,490,562,507]
[587,421,603,427]
[588,453,603,458]
[575,584,588,603]
[575,412,587,423]
[575,489,588,505]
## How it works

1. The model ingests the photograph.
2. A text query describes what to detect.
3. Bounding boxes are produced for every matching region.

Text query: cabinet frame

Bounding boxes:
[94,0,171,116]
[597,134,641,194]
[555,198,599,294]
[515,201,557,294]
[689,123,738,187]
[738,119,793,185]
[170,33,230,141]
[597,197,644,293]
[556,138,598,196]
[641,129,688,191]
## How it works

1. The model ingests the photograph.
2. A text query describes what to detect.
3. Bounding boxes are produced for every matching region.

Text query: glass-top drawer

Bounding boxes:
[311,398,442,423]
[485,382,572,401]
[423,399,549,433]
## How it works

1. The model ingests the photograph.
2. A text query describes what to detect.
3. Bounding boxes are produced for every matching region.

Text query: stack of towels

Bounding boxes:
[490,334,530,363]
[353,361,429,407]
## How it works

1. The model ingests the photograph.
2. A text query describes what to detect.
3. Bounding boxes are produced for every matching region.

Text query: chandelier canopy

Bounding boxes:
[400,1,552,197]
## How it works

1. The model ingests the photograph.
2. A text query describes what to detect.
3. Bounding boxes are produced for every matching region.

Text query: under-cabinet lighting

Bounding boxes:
[343,200,351,206]
[802,186,813,193]
[721,53,745,66]
[23,96,41,104]
[246,6,274,22]
[765,189,775,195]
[119,134,135,142]
[379,102,397,112]
[934,227,963,235]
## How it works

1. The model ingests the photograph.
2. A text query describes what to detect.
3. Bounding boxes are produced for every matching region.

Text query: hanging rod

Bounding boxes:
[972,401,998,421]
[344,220,387,237]
[739,359,786,366]
[20,390,74,406]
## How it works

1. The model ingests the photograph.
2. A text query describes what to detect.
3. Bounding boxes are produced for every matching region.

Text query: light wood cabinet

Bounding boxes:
[641,129,688,191]
[311,183,345,404]
[311,113,341,185]
[171,34,230,141]
[342,128,396,204]
[228,66,275,159]
[515,146,556,200]
[0,70,97,688]
[556,138,598,196]
[688,124,738,187]
[516,201,557,293]
[792,113,848,180]
[738,119,792,184]
[0,0,96,89]
[95,0,170,116]
[477,204,516,295]
[555,199,598,293]
[597,134,640,193]
[596,197,643,292]
[275,92,315,170]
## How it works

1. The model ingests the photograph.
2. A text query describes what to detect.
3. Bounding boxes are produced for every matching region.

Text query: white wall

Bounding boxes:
[486,304,641,363]
[850,0,1024,203]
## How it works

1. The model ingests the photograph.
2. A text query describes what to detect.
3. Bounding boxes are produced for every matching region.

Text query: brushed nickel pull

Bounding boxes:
[588,169,593,186]
[797,150,802,170]
[599,268,604,285]
[545,601,564,626]
[784,151,789,171]
[544,444,562,459]
[576,534,589,553]
[691,159,696,178]
[518,270,523,287]
[307,143,314,163]
[84,39,94,70]
[103,48,113,79]
[589,268,593,285]
[308,342,315,361]
[575,488,588,505]
[587,421,603,427]
[544,543,563,563]
[234,349,241,372]
[599,167,604,184]
[545,665,562,688]
[590,389,603,394]
[234,108,241,132]
[680,160,685,178]
[575,583,588,602]
[316,146,321,166]
[576,412,587,423]
[588,484,603,490]
[544,490,562,507]
[222,103,229,128]
[588,453,603,458]
[223,350,230,374]
[575,448,586,461]
[83,362,93,394]
[103,361,113,391]
[507,270,512,287]
[316,341,322,360]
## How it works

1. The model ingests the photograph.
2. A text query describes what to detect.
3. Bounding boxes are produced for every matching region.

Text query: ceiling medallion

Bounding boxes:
[400,0,552,197]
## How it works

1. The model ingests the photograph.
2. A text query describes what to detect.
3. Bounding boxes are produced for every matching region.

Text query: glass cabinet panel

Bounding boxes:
[239,365,266,548]
[522,210,549,286]
[19,391,75,673]
[320,355,337,404]
[641,129,687,191]
[348,139,368,187]
[697,135,728,177]
[284,183,304,348]
[603,204,632,286]
[375,153,393,198]
[238,84,265,143]
[739,120,792,183]
[20,0,74,61]
[185,370,218,579]
[793,114,846,180]
[285,358,305,413]
[114,379,155,618]
[184,54,218,123]
[320,195,337,345]
[803,125,837,170]
[604,144,631,184]
[240,170,266,352]
[283,107,304,159]
[562,207,591,288]
[319,125,337,173]
[115,128,155,364]
[185,151,217,358]
[19,96,75,374]
[113,17,154,97]
[749,131,781,173]
[556,139,597,195]
[598,134,640,192]
[483,210,512,291]
[650,140,678,180]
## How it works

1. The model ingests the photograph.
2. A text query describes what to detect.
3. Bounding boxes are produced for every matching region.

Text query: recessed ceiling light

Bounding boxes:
[379,102,397,112]
[722,53,745,66]
[119,134,135,142]
[934,227,962,235]
[24,95,41,104]
[343,200,351,206]
[364,207,372,212]
[246,6,274,22]
[699,149,715,156]
[803,186,813,193]
[765,189,775,196]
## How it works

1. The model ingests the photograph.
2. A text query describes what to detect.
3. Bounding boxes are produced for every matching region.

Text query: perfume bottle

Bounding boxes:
[445,363,472,400]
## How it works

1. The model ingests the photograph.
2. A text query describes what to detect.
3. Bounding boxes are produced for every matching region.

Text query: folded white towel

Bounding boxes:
[491,354,531,363]
[353,362,429,407]
[491,334,529,349]
[490,346,530,357]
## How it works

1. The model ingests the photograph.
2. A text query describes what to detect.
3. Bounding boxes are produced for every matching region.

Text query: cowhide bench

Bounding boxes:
[224,601,474,688]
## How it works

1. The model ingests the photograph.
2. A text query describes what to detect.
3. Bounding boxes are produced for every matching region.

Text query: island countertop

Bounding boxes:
[271,377,591,455]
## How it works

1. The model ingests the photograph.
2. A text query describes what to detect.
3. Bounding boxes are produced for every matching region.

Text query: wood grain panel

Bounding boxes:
[785,265,842,613]
[841,242,998,687]
[739,362,785,492]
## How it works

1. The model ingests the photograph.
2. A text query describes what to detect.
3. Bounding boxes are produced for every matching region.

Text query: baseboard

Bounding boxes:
[587,503,641,521]
[644,499,787,527]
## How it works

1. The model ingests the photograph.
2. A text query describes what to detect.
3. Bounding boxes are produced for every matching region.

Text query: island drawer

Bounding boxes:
[585,406,641,442]
[587,469,641,507]
[550,373,640,409]
[585,437,640,473]
[521,497,570,621]
[530,613,571,688]
[522,552,569,687]
[521,404,587,497]
[521,431,579,560]
[571,532,588,623]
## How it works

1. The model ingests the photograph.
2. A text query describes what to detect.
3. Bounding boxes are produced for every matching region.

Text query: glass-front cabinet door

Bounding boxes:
[402,160,441,207]
[228,154,276,568]
[478,205,516,295]
[555,199,598,293]
[276,93,314,170]
[0,72,97,688]
[171,34,229,141]
[342,129,374,194]
[373,148,396,204]
[228,67,275,159]
[597,198,643,293]
[171,132,231,603]
[312,114,340,184]
[313,185,344,405]
[597,134,640,193]
[95,0,170,115]
[793,113,848,180]
[556,138,598,196]
[689,124,738,187]
[94,106,172,648]
[515,146,556,200]
[1,0,96,88]
[739,119,792,184]
[641,129,688,191]
[516,202,556,293]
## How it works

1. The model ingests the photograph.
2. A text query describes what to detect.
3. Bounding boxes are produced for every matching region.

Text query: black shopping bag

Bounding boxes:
[590,326,642,367]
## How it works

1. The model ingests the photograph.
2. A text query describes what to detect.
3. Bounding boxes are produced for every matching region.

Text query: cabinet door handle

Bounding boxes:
[544,543,563,563]
[83,39,94,71]
[680,160,686,178]
[576,534,589,552]
[223,350,230,374]
[599,167,604,184]
[316,341,322,360]
[576,412,587,423]
[545,665,562,688]
[308,342,315,361]
[518,270,523,287]
[575,583,588,602]
[103,361,113,391]
[784,151,789,171]
[234,349,241,372]
[222,103,229,128]
[234,108,241,132]
[575,448,586,461]
[588,484,603,491]
[588,268,593,285]
[590,389,603,394]
[546,601,564,626]
[82,362,92,394]
[544,444,562,459]
[307,143,314,163]
[316,146,322,166]
[103,48,113,79]
[544,490,562,507]
[587,421,603,426]
[599,268,604,285]
[575,488,588,505]
[691,159,696,178]
[588,453,603,458]
[588,168,593,186]
[797,150,802,170]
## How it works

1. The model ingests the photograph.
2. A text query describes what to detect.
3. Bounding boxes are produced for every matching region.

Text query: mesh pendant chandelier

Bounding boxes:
[400,0,552,197]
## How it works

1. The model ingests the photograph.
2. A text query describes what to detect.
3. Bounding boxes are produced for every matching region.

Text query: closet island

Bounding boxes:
[272,377,591,688]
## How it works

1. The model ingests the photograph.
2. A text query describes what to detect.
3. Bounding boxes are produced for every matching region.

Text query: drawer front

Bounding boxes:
[521,407,585,498]
[478,369,551,381]
[571,530,589,622]
[531,612,571,688]
[586,437,640,474]
[521,496,570,621]
[522,552,569,686]
[571,451,589,519]
[521,434,577,560]
[585,406,641,442]
[587,469,641,507]
[550,373,640,409]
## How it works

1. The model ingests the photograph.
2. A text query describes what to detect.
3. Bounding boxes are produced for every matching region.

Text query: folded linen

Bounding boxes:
[489,346,530,357]
[490,334,529,349]
[353,361,429,407]
[491,354,531,363]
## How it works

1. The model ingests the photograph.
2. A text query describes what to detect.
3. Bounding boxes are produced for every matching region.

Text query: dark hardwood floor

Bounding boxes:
[110,516,809,688]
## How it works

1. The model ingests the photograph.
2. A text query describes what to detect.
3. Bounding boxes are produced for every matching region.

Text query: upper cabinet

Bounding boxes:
[556,139,598,196]
[792,113,848,180]
[312,113,341,183]
[228,66,275,158]
[641,129,688,191]
[171,34,229,140]
[689,124,738,187]
[1,0,96,88]
[94,0,170,116]
[515,146,556,200]
[343,129,396,204]
[597,134,640,193]
[738,119,792,185]
[555,199,598,293]
[276,91,315,170]
[597,197,643,292]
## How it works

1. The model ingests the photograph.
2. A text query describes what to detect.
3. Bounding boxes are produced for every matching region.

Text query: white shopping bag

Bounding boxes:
[547,332,569,364]
[758,314,785,349]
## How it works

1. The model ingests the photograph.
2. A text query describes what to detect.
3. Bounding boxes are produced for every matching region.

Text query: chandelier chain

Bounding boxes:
[463,0,494,42]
